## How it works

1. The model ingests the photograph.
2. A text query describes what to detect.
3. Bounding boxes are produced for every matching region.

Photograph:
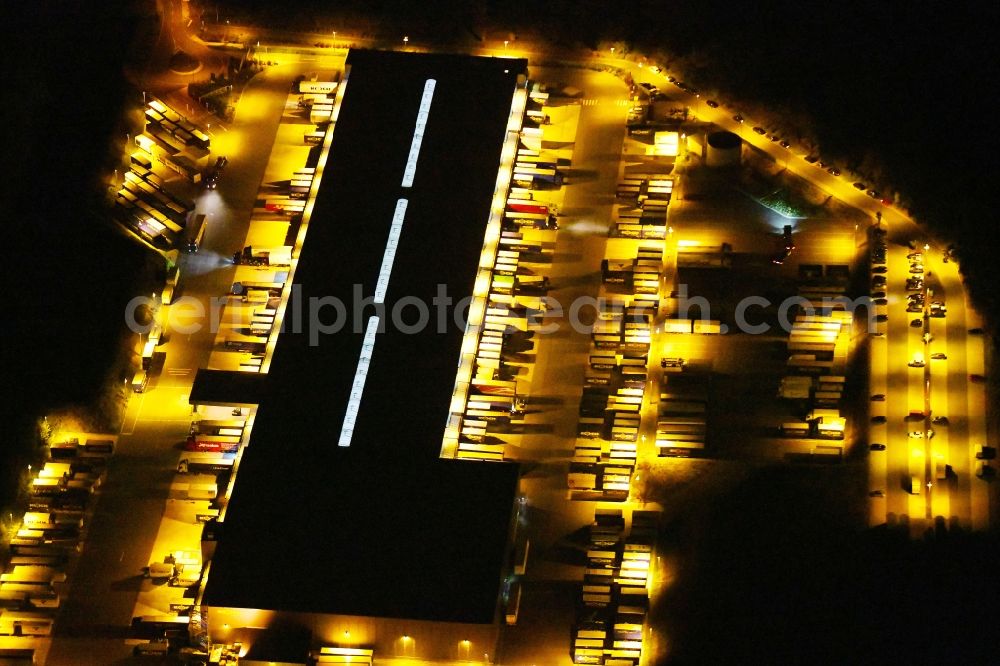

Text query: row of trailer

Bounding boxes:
[611,174,672,240]
[779,406,846,441]
[223,289,281,365]
[601,244,664,296]
[572,509,658,666]
[133,416,247,645]
[137,97,213,185]
[298,90,336,125]
[785,310,850,377]
[455,113,567,460]
[615,175,673,208]
[513,107,565,189]
[1,436,117,643]
[223,158,318,371]
[656,373,709,457]
[676,241,734,269]
[777,300,852,439]
[572,313,655,495]
[176,416,248,480]
[570,215,671,494]
[146,96,211,152]
[114,153,199,251]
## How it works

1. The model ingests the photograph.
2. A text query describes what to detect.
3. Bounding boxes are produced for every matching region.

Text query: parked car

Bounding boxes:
[733,114,745,123]
[853,182,866,190]
[870,443,886,451]
[706,99,719,108]
[752,126,766,135]
[871,394,886,401]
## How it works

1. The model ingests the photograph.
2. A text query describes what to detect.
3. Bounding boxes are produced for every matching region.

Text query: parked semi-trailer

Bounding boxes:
[230,281,284,296]
[176,451,236,474]
[184,435,241,453]
[507,201,551,216]
[232,245,293,267]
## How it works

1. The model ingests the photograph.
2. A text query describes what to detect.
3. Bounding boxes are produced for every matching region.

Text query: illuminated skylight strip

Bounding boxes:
[338,316,381,447]
[401,79,436,187]
[374,199,408,304]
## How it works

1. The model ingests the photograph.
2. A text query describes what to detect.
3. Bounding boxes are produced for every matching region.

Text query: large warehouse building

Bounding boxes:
[190,50,529,663]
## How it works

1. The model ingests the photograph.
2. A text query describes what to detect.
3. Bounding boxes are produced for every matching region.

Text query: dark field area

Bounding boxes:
[646,463,1000,664]
[2,2,151,505]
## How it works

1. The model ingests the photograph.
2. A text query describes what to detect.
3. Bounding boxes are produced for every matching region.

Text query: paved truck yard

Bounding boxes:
[4,17,992,666]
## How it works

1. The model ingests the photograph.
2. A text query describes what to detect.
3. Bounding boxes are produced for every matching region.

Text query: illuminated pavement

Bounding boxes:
[40,20,992,665]
[46,54,325,665]
[496,66,649,666]
[872,228,990,535]
[627,64,990,534]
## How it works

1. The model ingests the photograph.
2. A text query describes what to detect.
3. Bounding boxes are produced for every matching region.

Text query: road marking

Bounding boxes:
[167,368,191,376]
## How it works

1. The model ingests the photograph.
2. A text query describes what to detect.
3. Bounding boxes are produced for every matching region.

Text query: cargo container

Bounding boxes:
[184,435,241,453]
[781,422,810,437]
[176,452,236,474]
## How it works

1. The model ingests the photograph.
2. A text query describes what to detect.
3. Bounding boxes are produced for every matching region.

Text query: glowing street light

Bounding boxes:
[503,40,508,51]
[403,35,409,46]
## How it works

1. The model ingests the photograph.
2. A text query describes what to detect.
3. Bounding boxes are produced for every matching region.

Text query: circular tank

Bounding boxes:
[706,130,742,167]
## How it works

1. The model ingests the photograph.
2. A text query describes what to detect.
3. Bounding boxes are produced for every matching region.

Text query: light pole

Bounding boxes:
[503,40,508,51]
[403,35,409,48]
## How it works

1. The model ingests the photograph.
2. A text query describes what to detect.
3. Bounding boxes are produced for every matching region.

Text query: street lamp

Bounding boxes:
[503,40,508,51]
[403,35,409,47]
